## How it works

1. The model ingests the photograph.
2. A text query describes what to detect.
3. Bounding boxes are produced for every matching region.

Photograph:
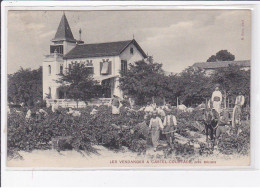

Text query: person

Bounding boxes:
[157,107,166,120]
[25,109,32,120]
[111,95,121,115]
[90,106,98,115]
[149,111,164,152]
[163,110,177,148]
[36,108,48,120]
[211,84,222,114]
[51,100,59,113]
[144,102,154,119]
[232,92,245,129]
[7,105,11,114]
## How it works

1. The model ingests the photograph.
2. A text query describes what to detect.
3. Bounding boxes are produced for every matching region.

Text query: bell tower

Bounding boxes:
[50,13,77,55]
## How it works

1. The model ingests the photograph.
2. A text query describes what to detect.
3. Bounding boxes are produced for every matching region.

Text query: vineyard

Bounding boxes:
[7,105,250,162]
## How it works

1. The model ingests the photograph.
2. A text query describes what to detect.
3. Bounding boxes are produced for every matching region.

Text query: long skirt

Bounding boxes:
[151,127,160,148]
[213,101,221,114]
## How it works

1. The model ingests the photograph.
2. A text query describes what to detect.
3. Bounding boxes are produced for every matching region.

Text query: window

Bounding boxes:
[50,45,63,54]
[101,62,109,74]
[130,47,134,54]
[48,65,51,75]
[100,60,112,75]
[60,64,63,74]
[48,87,51,98]
[86,60,94,74]
[121,60,127,75]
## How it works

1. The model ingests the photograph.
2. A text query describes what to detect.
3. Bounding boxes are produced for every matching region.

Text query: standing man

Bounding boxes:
[211,84,223,114]
[232,92,245,129]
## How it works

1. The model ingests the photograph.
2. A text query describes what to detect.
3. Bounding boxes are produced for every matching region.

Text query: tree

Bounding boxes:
[207,50,235,62]
[174,67,212,106]
[211,65,250,102]
[8,67,42,106]
[57,62,102,108]
[119,60,167,105]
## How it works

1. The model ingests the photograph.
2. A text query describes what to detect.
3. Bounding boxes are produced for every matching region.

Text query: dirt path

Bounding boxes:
[7,124,250,168]
[7,144,250,168]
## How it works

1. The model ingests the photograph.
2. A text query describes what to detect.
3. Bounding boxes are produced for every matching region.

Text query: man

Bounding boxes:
[163,110,177,149]
[232,92,245,129]
[235,92,245,107]
[144,102,154,119]
[211,84,222,114]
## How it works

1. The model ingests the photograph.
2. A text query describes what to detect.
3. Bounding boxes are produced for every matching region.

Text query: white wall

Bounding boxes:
[119,42,144,65]
[65,55,120,76]
[63,41,76,55]
[43,42,145,100]
[42,54,64,99]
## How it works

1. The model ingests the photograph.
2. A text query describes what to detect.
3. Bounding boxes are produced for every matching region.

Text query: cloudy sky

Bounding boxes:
[7,10,251,74]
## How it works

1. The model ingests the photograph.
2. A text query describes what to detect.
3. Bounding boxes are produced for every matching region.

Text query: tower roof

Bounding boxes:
[52,13,76,42]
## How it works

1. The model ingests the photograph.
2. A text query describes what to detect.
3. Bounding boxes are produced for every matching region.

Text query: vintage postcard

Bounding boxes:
[5,9,251,168]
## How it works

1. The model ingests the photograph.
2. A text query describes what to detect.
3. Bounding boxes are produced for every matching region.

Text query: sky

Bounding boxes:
[7,10,251,74]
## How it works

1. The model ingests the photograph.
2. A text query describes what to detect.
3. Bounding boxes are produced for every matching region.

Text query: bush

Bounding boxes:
[218,122,250,155]
[7,105,147,157]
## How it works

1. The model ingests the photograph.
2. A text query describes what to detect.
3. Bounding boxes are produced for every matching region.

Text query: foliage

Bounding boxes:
[172,67,212,106]
[57,62,102,107]
[218,122,250,155]
[207,50,235,62]
[211,65,250,99]
[7,105,147,157]
[8,67,42,106]
[119,60,166,105]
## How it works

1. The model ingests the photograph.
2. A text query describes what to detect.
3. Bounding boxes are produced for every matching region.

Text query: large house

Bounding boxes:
[193,60,250,76]
[43,13,147,107]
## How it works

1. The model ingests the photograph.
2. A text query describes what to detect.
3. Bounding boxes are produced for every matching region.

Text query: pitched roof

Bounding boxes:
[52,13,76,42]
[64,39,147,59]
[193,60,250,69]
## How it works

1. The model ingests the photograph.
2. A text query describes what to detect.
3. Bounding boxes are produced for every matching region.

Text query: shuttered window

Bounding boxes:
[100,61,112,75]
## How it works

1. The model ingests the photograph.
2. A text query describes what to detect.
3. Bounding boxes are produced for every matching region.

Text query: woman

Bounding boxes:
[111,95,121,115]
[149,111,164,152]
[211,85,222,114]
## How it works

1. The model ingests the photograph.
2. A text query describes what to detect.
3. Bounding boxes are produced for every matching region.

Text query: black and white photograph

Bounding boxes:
[5,9,251,168]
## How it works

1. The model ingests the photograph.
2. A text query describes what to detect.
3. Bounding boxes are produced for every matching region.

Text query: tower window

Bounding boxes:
[130,47,134,54]
[50,45,63,54]
[48,65,51,75]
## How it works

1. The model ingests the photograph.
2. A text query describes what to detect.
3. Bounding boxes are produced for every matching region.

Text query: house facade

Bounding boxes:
[192,60,250,76]
[43,13,146,107]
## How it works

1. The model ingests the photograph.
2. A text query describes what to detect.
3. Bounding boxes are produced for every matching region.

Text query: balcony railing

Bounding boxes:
[46,98,111,108]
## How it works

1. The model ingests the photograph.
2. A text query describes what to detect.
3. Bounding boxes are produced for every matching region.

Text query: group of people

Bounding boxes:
[210,84,245,127]
[111,95,178,152]
[142,102,177,152]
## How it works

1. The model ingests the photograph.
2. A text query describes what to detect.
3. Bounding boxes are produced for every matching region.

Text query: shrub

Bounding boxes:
[7,105,147,157]
[218,122,250,155]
